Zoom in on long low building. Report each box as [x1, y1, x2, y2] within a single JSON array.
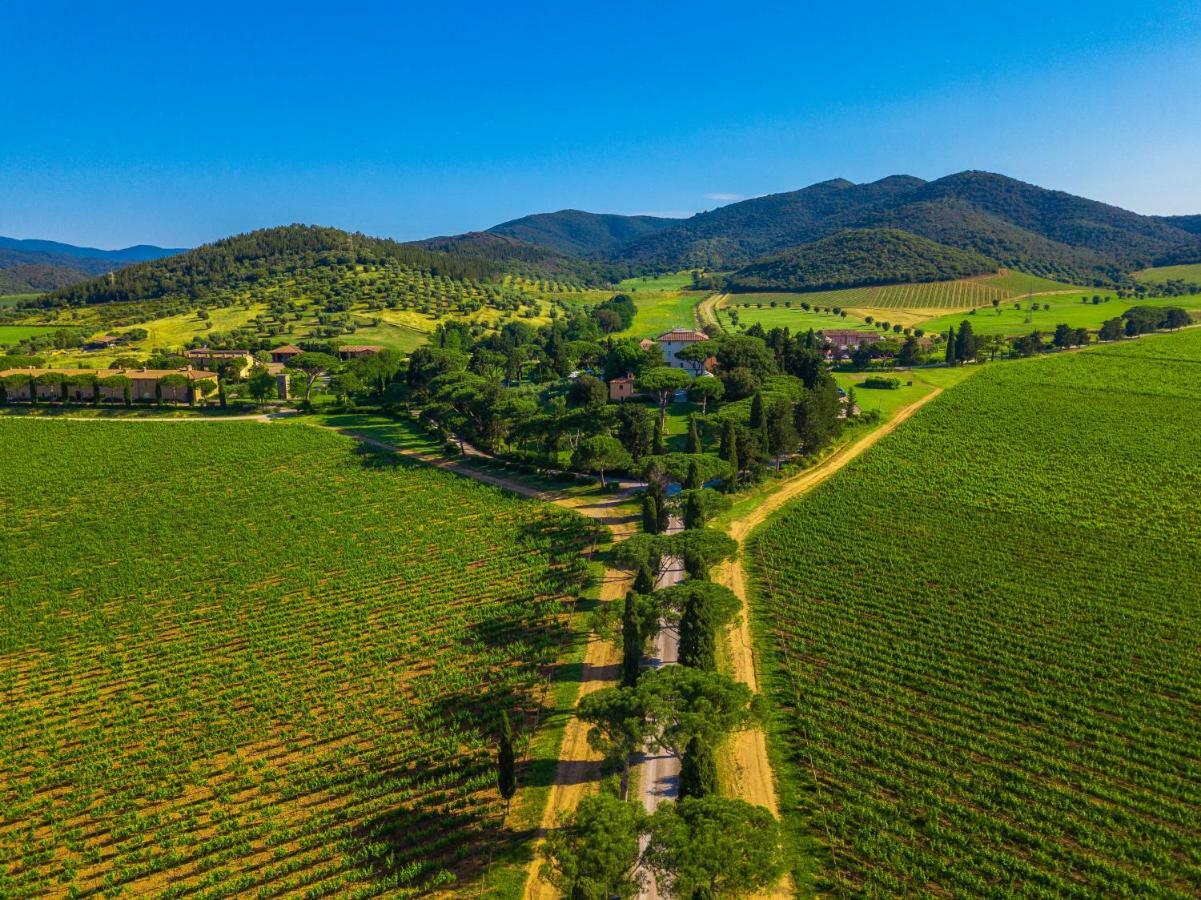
[[0, 367, 218, 403]]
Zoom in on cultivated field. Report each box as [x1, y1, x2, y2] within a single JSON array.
[[0, 421, 597, 897], [729, 271, 1078, 313], [1134, 263, 1201, 284], [745, 330, 1201, 895], [921, 293, 1201, 337]]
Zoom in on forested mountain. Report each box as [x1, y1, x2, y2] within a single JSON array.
[[490, 173, 1197, 287], [0, 236, 185, 293], [410, 230, 623, 284], [1156, 214, 1201, 235], [724, 228, 995, 292], [38, 224, 601, 308], [487, 209, 679, 256]]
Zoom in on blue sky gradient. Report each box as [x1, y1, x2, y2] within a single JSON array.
[[2, 0, 1199, 248]]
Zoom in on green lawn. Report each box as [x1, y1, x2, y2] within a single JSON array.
[[614, 291, 704, 339], [0, 324, 65, 345], [747, 328, 1201, 895], [0, 293, 42, 307]]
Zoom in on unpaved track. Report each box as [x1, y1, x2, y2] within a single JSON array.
[[712, 387, 944, 896], [696, 292, 726, 330]]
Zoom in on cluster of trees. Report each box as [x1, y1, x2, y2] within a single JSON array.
[[405, 316, 845, 491], [539, 503, 781, 896]]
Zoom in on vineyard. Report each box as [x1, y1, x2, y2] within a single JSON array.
[[0, 420, 598, 897], [729, 271, 1081, 313], [745, 329, 1201, 895]]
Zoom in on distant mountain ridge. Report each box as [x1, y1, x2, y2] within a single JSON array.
[[484, 172, 1200, 286], [487, 209, 679, 257], [0, 235, 186, 293]]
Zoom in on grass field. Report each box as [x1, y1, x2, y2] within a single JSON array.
[[717, 301, 875, 334], [0, 293, 43, 307], [614, 290, 704, 339], [746, 329, 1201, 895], [1134, 263, 1201, 284], [618, 272, 705, 292], [0, 420, 598, 897], [921, 292, 1201, 337], [0, 324, 64, 345]]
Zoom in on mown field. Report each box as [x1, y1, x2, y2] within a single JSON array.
[[746, 329, 1201, 896], [0, 421, 597, 897]]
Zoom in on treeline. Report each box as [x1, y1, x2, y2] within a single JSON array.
[[724, 228, 996, 292]]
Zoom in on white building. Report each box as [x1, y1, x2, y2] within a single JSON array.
[[654, 328, 711, 375]]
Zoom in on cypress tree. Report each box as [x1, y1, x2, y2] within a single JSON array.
[[683, 491, 702, 530], [721, 420, 739, 491], [687, 414, 702, 454], [945, 326, 957, 366], [642, 493, 660, 535], [652, 416, 665, 456], [748, 391, 764, 429], [684, 459, 702, 491], [678, 736, 718, 800], [634, 561, 655, 594], [497, 711, 516, 806], [218, 377, 227, 409], [679, 593, 716, 667], [621, 591, 642, 688]]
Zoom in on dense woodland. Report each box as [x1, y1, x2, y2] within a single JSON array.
[[724, 228, 995, 292]]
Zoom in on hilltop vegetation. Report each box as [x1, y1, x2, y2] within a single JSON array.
[[724, 228, 995, 292], [0, 419, 596, 896], [746, 329, 1201, 895], [488, 209, 679, 257]]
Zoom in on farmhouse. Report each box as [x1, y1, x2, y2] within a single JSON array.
[[821, 329, 878, 350], [338, 344, 385, 360], [83, 335, 121, 351], [653, 328, 711, 375], [270, 344, 303, 363], [608, 373, 637, 401], [183, 347, 254, 375], [0, 367, 219, 403]]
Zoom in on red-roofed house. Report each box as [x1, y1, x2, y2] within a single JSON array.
[[655, 328, 710, 375]]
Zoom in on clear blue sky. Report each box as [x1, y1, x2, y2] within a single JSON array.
[[2, 0, 1199, 249]]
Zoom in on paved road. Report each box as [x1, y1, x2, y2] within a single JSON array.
[[635, 516, 684, 900]]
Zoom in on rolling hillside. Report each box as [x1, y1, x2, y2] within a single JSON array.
[[724, 228, 995, 292], [487, 209, 679, 256]]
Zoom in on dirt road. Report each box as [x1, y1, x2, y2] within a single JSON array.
[[695, 292, 726, 331], [711, 387, 944, 893]]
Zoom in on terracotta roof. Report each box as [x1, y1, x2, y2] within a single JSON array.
[[271, 344, 302, 354], [639, 338, 657, 350], [0, 367, 217, 381], [609, 374, 636, 385], [339, 344, 385, 353], [183, 348, 251, 357], [656, 328, 709, 343]]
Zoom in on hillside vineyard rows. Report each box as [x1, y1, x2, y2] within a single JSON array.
[[0, 422, 597, 897], [736, 271, 1071, 312], [745, 328, 1201, 896]]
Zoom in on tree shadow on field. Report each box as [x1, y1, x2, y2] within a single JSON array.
[[347, 439, 422, 471]]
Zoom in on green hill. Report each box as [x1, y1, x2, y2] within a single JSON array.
[[487, 209, 680, 256], [724, 228, 995, 292], [607, 172, 1198, 285]]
